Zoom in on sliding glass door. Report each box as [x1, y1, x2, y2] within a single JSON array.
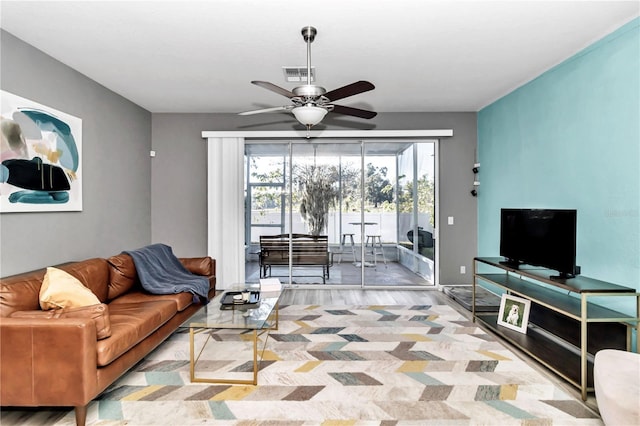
[[244, 139, 436, 288], [396, 143, 436, 283]]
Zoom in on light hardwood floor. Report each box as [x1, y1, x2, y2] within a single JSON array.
[[278, 287, 451, 306]]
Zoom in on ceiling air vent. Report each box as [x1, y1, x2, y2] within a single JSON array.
[[282, 66, 315, 83]]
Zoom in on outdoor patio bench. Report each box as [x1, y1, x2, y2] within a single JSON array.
[[259, 234, 332, 283]]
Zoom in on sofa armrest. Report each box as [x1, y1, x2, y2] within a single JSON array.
[[0, 317, 97, 407], [179, 257, 215, 277]]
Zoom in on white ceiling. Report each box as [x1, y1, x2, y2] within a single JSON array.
[[1, 1, 638, 115]]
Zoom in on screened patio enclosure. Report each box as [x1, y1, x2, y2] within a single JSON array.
[[244, 139, 437, 288], [244, 140, 437, 287]]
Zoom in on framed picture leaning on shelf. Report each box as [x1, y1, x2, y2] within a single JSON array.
[[498, 294, 531, 334]]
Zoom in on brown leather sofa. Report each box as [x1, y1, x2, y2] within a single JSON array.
[[0, 252, 216, 426]]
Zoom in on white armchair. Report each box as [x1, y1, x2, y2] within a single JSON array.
[[594, 349, 640, 425]]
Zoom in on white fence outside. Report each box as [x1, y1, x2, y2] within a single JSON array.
[[250, 211, 432, 245]]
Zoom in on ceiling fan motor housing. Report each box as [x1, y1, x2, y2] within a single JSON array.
[[293, 85, 326, 98]]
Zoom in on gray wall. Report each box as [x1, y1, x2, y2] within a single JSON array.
[[151, 112, 477, 285], [150, 115, 211, 256], [1, 30, 477, 284], [1, 31, 152, 276]]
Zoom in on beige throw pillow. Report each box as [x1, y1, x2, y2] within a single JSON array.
[[39, 267, 101, 310]]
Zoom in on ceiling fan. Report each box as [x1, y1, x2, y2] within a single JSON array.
[[239, 26, 377, 131]]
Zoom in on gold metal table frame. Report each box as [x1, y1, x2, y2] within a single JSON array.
[[179, 287, 283, 385]]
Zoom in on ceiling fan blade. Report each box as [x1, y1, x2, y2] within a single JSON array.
[[251, 81, 296, 98], [238, 106, 289, 116], [331, 104, 377, 119], [324, 81, 375, 102]]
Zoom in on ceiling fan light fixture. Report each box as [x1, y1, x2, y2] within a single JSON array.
[[292, 105, 327, 126]]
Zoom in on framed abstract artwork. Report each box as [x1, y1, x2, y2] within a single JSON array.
[[1, 91, 82, 212]]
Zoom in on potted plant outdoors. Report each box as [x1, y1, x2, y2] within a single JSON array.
[[298, 165, 339, 236]]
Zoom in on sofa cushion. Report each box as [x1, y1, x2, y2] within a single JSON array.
[[39, 267, 101, 310], [57, 258, 110, 302], [111, 290, 194, 312], [96, 300, 176, 366], [0, 269, 46, 317], [11, 303, 112, 340], [180, 257, 213, 276], [106, 253, 137, 300]]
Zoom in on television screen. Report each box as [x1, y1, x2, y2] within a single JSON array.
[[500, 209, 577, 278]]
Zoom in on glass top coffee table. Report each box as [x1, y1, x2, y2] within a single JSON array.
[[178, 284, 285, 385]]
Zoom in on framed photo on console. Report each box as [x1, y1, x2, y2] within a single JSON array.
[[497, 294, 531, 334]]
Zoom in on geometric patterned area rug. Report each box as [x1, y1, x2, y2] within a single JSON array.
[[41, 305, 602, 425]]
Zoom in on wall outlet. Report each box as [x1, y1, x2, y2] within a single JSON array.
[[150, 150, 156, 157], [448, 216, 454, 225], [460, 266, 466, 274]]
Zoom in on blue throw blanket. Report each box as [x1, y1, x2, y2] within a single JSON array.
[[124, 244, 210, 299]]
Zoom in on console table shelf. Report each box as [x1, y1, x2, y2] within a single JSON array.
[[476, 273, 633, 321], [475, 313, 589, 387], [473, 257, 639, 400]]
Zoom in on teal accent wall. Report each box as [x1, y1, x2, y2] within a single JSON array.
[[478, 19, 639, 312]]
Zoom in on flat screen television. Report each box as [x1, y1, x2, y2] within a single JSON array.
[[500, 208, 578, 279]]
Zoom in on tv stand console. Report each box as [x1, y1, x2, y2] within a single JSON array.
[[473, 257, 639, 400]]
